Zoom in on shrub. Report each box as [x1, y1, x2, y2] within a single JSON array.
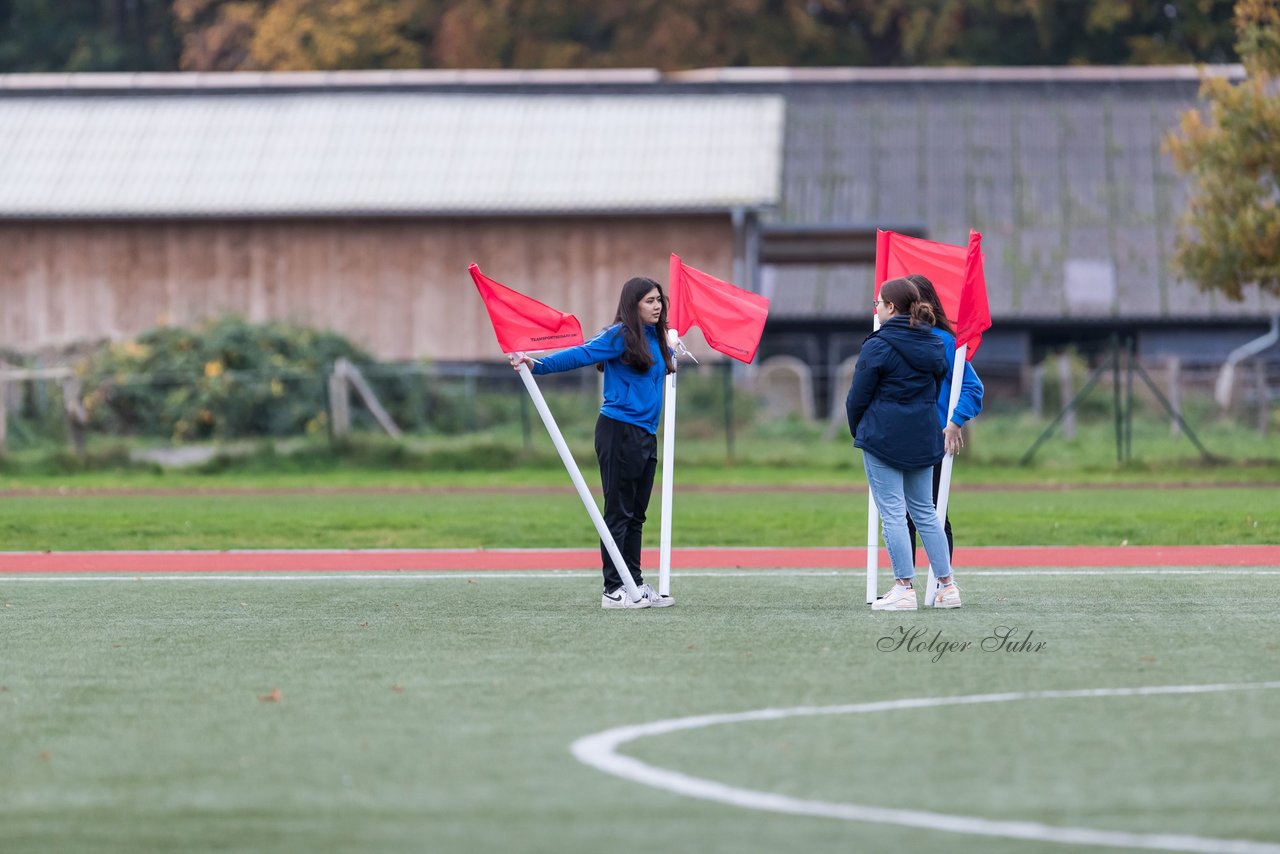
[[79, 317, 372, 441]]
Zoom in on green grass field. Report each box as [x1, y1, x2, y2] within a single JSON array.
[[2, 410, 1277, 853], [2, 410, 1277, 552], [0, 485, 1274, 551], [3, 569, 1278, 854]]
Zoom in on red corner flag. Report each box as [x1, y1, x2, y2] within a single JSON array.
[[873, 229, 991, 359], [668, 254, 770, 364], [955, 230, 991, 357], [469, 264, 584, 353]]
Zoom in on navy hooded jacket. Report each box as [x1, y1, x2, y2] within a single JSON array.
[[846, 315, 949, 470]]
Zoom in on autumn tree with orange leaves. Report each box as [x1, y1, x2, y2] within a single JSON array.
[[0, 0, 1243, 74], [165, 0, 1240, 73]]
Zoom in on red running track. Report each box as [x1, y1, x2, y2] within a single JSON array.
[[0, 545, 1276, 574]]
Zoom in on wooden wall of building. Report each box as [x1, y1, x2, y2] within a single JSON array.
[[0, 217, 735, 361]]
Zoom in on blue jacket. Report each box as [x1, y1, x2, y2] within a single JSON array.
[[532, 323, 667, 434], [846, 315, 949, 470], [934, 327, 984, 429]]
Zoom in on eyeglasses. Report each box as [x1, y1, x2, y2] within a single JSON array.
[[873, 298, 886, 308]]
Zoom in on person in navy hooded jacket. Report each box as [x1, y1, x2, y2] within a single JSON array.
[[511, 277, 675, 610], [846, 276, 962, 611]]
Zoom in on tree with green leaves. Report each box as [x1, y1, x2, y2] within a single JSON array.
[[804, 0, 1237, 67], [1166, 0, 1280, 300], [0, 0, 178, 72]]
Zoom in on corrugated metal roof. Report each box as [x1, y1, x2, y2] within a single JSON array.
[[0, 94, 784, 217]]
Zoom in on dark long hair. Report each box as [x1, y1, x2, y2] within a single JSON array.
[[879, 277, 936, 329], [603, 276, 674, 373], [906, 274, 954, 335]]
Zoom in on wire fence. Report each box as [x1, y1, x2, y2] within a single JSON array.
[[0, 359, 757, 453]]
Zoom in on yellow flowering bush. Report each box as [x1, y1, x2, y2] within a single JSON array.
[[78, 317, 374, 440]]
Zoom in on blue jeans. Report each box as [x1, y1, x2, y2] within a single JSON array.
[[863, 450, 953, 583]]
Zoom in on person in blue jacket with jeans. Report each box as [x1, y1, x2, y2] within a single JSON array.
[[511, 277, 675, 610], [847, 276, 961, 611], [904, 274, 984, 563]]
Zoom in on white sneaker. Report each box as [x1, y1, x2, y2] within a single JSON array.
[[640, 583, 675, 608], [933, 581, 962, 609], [871, 583, 918, 611], [601, 587, 651, 609]]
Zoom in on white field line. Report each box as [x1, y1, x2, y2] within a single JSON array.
[[571, 682, 1280, 854], [2, 568, 1280, 583]]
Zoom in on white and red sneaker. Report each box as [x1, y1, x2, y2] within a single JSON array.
[[871, 583, 918, 611], [933, 581, 962, 609]]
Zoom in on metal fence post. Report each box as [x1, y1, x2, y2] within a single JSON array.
[[328, 360, 351, 439]]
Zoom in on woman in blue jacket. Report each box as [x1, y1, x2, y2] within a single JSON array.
[[846, 277, 961, 611], [511, 277, 674, 610], [904, 274, 985, 563]]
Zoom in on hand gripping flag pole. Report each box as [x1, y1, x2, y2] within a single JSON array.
[[663, 254, 770, 597], [657, 331, 699, 597], [870, 231, 991, 606], [469, 264, 643, 603]]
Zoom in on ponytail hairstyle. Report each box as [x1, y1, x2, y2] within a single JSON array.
[[906, 274, 954, 335], [879, 277, 936, 329], [601, 276, 674, 374]]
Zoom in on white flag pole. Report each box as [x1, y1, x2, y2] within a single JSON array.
[[514, 361, 641, 602], [865, 489, 880, 604], [925, 342, 967, 607], [865, 314, 881, 605], [658, 330, 680, 597]]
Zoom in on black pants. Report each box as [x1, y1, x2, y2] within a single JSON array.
[[594, 415, 657, 593], [907, 460, 954, 564]]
